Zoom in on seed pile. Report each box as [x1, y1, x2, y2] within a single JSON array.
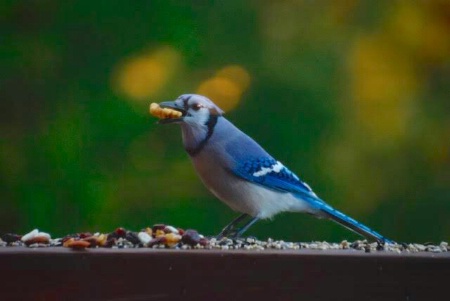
[[1, 225, 448, 253], [207, 238, 449, 253], [0, 225, 207, 250]]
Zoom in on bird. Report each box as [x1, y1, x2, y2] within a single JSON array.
[[155, 94, 393, 244]]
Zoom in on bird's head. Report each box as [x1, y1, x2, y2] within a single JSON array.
[[154, 94, 225, 155], [157, 94, 224, 127]]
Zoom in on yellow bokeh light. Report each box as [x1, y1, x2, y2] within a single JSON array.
[[113, 46, 181, 101], [349, 34, 419, 142], [389, 2, 450, 63], [216, 65, 251, 90], [197, 77, 242, 112], [197, 65, 251, 112]]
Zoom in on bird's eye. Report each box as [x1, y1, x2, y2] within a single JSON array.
[[192, 103, 203, 111]]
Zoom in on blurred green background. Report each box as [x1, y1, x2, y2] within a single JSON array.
[[1, 0, 449, 242]]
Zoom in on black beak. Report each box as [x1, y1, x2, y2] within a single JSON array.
[[157, 101, 186, 124]]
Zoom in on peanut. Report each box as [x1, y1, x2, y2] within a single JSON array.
[[149, 103, 182, 119]]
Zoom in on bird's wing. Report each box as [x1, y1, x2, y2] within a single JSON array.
[[221, 127, 322, 204], [232, 157, 321, 201]]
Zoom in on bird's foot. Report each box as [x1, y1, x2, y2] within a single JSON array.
[[216, 229, 241, 240], [216, 214, 260, 240], [216, 225, 243, 240]]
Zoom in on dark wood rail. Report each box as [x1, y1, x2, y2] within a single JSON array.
[[1, 248, 449, 301]]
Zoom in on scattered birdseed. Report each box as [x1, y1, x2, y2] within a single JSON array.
[[0, 225, 448, 253], [21, 229, 39, 242], [63, 238, 91, 250], [1, 233, 22, 244], [181, 229, 202, 246], [20, 229, 51, 246], [138, 232, 152, 246], [164, 225, 179, 234], [165, 233, 182, 248]]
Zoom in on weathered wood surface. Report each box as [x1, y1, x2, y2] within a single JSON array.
[[1, 248, 449, 301]]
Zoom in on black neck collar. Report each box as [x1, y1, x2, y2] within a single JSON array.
[[186, 115, 220, 157]]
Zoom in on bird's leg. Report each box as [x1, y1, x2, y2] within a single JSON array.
[[216, 214, 260, 239], [230, 217, 259, 239], [216, 213, 249, 239]]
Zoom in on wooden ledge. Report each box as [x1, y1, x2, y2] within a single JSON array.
[[1, 248, 449, 300]]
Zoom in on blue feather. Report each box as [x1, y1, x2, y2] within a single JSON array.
[[232, 157, 393, 243], [316, 199, 394, 243], [233, 157, 320, 202]]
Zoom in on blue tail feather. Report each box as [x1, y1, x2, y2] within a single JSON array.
[[305, 196, 393, 244]]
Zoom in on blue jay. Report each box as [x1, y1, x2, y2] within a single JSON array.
[[157, 94, 392, 244]]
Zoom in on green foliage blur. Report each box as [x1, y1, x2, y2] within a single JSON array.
[[1, 1, 449, 242]]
